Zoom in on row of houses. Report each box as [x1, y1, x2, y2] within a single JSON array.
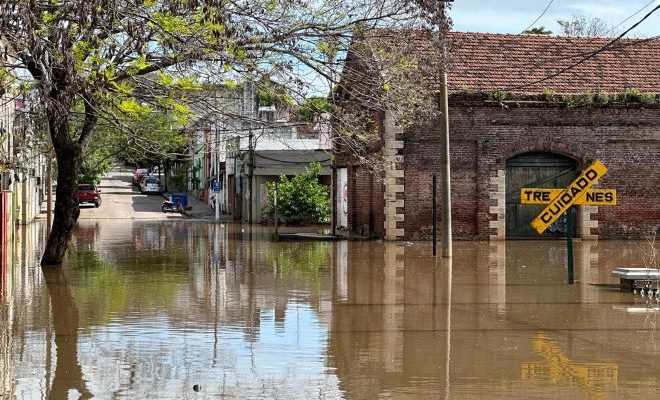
[[183, 82, 331, 224], [0, 38, 47, 254]]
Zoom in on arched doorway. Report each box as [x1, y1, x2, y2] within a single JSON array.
[[506, 152, 577, 238]]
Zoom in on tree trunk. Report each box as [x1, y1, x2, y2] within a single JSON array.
[[41, 143, 83, 265]]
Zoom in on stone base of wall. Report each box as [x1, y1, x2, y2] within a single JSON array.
[[384, 112, 405, 240], [579, 205, 599, 240], [489, 170, 506, 240]]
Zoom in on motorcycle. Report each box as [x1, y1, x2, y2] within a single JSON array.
[[162, 200, 183, 213]]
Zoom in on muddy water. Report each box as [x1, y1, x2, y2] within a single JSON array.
[[1, 221, 658, 399]]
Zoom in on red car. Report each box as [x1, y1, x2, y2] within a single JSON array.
[[132, 168, 149, 185], [77, 183, 102, 207]]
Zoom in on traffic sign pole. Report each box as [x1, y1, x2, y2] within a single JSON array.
[[566, 207, 575, 285]]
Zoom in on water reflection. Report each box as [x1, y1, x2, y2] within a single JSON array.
[[0, 221, 658, 399], [521, 332, 617, 400], [42, 267, 92, 399]]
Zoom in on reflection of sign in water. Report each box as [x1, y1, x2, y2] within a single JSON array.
[[521, 332, 617, 398], [530, 160, 608, 234]]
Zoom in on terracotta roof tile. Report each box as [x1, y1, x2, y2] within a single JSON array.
[[364, 30, 660, 95]]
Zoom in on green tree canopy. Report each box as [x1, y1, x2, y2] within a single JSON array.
[[523, 26, 552, 35]]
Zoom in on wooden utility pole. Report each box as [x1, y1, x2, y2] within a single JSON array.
[[439, 69, 452, 258], [437, 2, 453, 258]]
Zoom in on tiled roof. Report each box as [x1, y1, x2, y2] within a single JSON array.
[[364, 30, 660, 95]]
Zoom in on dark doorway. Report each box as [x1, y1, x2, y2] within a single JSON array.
[[506, 152, 577, 238]]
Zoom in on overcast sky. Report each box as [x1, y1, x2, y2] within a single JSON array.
[[450, 0, 660, 37]]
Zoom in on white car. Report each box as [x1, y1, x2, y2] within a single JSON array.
[[140, 176, 162, 194]]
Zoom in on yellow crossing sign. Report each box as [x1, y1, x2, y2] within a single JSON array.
[[530, 160, 608, 234], [521, 188, 616, 206]]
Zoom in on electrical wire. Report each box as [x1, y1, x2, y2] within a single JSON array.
[[509, 4, 660, 91], [603, 0, 659, 36], [521, 0, 555, 33]]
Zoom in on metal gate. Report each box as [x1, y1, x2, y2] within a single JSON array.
[[505, 152, 577, 238]]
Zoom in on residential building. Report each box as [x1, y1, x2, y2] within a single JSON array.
[[187, 82, 331, 223], [0, 37, 15, 248]]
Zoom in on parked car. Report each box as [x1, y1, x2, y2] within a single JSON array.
[[78, 183, 102, 207], [140, 176, 162, 194], [132, 168, 149, 186]]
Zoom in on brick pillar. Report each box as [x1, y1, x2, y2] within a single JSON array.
[[488, 169, 506, 240], [383, 111, 405, 240], [579, 205, 599, 240]]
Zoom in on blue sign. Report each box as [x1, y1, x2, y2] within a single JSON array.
[[212, 180, 221, 193]]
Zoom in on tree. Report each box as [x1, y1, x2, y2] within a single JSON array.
[[523, 26, 552, 35], [265, 163, 331, 224], [0, 0, 430, 265], [557, 15, 611, 37]]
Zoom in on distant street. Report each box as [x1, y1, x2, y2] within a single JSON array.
[[77, 169, 173, 220]]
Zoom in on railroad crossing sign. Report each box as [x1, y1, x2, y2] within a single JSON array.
[[520, 160, 615, 285], [521, 188, 616, 206], [528, 160, 608, 234]]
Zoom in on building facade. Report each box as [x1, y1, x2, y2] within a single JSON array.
[[334, 31, 660, 241], [188, 82, 331, 223]]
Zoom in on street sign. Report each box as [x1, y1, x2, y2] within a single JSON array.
[[530, 160, 607, 234], [212, 180, 221, 193], [521, 188, 616, 206]]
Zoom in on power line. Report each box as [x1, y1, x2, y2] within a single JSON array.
[[509, 4, 660, 91], [521, 0, 555, 33], [604, 0, 659, 36]]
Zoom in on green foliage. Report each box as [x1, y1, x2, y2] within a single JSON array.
[[265, 162, 330, 224], [296, 97, 332, 122], [455, 84, 470, 94], [556, 88, 659, 107], [523, 26, 552, 35], [490, 90, 509, 102], [168, 170, 187, 191], [257, 77, 291, 107], [78, 157, 111, 183]]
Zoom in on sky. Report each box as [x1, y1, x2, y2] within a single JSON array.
[[450, 0, 660, 37]]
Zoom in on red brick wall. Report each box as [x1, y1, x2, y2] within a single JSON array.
[[402, 102, 660, 240], [332, 164, 385, 238]]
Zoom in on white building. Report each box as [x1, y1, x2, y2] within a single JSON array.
[[187, 82, 331, 223]]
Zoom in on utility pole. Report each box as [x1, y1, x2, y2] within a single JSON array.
[[247, 128, 254, 225], [439, 69, 452, 258], [214, 123, 220, 222], [437, 2, 453, 258]]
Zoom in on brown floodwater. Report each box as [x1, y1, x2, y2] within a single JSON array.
[[1, 221, 658, 399]]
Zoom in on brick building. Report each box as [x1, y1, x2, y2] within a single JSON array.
[[333, 31, 660, 241]]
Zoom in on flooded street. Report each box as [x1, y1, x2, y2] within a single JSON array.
[[1, 221, 658, 399]]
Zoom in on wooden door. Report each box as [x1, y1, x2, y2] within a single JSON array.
[[506, 153, 577, 238]]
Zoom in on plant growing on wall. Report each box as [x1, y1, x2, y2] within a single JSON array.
[[265, 162, 330, 224]]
